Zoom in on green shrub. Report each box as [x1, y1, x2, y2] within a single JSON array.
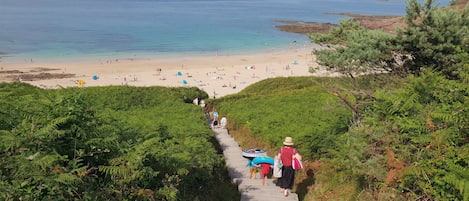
[[0, 83, 238, 201]]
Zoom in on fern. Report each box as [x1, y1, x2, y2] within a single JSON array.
[[0, 131, 26, 152], [446, 163, 469, 198], [99, 165, 132, 179], [32, 152, 65, 172], [54, 173, 82, 185]]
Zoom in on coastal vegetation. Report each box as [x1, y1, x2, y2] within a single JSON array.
[[310, 0, 469, 79], [0, 0, 467, 200], [0, 84, 240, 201], [212, 0, 468, 200]]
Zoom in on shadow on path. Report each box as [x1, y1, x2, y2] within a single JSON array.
[[296, 169, 315, 200]]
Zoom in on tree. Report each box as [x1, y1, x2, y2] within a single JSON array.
[[395, 0, 469, 79], [311, 0, 469, 79], [310, 20, 399, 78]]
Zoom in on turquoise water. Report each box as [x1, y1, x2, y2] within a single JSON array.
[[0, 0, 450, 62]]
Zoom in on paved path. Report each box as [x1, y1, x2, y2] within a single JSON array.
[[213, 127, 299, 201]]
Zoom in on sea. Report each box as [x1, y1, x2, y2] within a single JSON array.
[[0, 0, 451, 62]]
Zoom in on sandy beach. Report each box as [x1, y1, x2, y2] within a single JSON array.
[[0, 45, 340, 98]]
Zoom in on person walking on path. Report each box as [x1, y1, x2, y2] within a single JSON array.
[[276, 136, 302, 197], [209, 110, 219, 129], [258, 163, 272, 186], [246, 159, 259, 179], [220, 115, 227, 128], [211, 110, 219, 128], [213, 110, 219, 120]]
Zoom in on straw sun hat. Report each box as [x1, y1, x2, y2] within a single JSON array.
[[283, 137, 294, 146]]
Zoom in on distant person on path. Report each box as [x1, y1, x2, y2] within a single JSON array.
[[212, 118, 218, 128], [246, 159, 258, 179], [211, 110, 219, 128], [213, 110, 219, 120], [220, 115, 227, 128], [276, 136, 302, 197], [199, 99, 206, 108]]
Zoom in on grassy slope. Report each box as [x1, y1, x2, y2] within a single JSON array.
[[210, 75, 402, 200], [0, 83, 240, 201]]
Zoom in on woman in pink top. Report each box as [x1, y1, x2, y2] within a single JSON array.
[[276, 136, 302, 197]]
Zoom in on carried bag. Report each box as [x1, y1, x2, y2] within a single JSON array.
[[292, 156, 303, 170], [273, 156, 282, 178]]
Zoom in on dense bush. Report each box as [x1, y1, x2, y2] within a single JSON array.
[[304, 1, 469, 199], [0, 83, 238, 201], [324, 71, 469, 200]]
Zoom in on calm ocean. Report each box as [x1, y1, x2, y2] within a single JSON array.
[[0, 0, 450, 62]]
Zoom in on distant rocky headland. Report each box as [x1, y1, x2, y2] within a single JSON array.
[[275, 13, 404, 35], [275, 0, 467, 35]]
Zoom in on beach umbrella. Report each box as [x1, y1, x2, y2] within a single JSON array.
[[182, 80, 187, 85], [177, 71, 182, 76], [92, 75, 99, 80]]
